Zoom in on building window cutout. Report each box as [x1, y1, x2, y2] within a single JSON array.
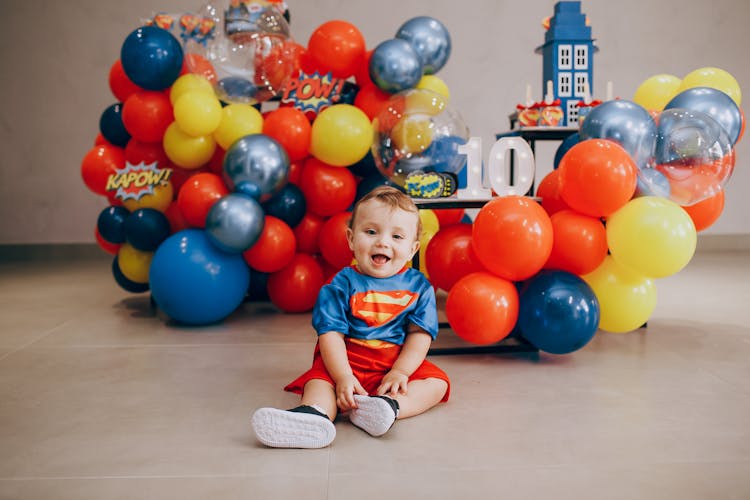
[[558, 45, 572, 70], [574, 45, 588, 69], [567, 101, 579, 125], [558, 73, 572, 97], [575, 73, 589, 97]]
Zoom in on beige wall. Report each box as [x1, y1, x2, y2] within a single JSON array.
[[1, 0, 748, 244]]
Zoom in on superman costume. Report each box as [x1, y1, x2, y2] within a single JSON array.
[[285, 266, 450, 401]]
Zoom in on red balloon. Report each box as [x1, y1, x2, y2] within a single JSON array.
[[94, 133, 111, 146], [434, 208, 465, 227], [108, 59, 141, 102], [125, 139, 171, 168], [446, 272, 519, 345], [95, 226, 121, 255], [318, 212, 353, 269], [287, 160, 304, 185], [243, 216, 297, 273], [682, 190, 725, 232], [122, 91, 174, 143], [558, 139, 637, 217], [354, 84, 392, 121], [267, 253, 325, 313], [544, 209, 607, 275], [170, 166, 208, 197], [425, 224, 485, 292], [263, 107, 311, 162], [294, 212, 326, 254], [81, 144, 126, 196], [206, 146, 226, 175], [353, 49, 373, 87], [472, 196, 553, 281], [177, 172, 229, 228], [535, 169, 569, 216], [307, 20, 366, 79], [164, 201, 190, 234], [299, 157, 357, 217]]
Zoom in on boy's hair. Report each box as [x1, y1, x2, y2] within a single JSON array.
[[349, 186, 422, 237]]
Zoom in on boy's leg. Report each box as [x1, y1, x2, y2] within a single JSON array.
[[393, 377, 449, 419], [252, 379, 337, 448]]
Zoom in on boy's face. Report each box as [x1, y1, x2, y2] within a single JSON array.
[[346, 198, 420, 279]]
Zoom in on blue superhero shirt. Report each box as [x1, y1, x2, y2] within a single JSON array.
[[312, 266, 438, 345]]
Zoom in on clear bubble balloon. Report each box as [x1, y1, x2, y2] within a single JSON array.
[[644, 108, 735, 206], [664, 87, 743, 145], [371, 89, 469, 194], [183, 3, 296, 105]]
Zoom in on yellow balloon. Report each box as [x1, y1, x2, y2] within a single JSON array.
[[633, 74, 682, 111], [173, 91, 223, 137], [163, 122, 217, 169], [170, 74, 215, 105], [606, 196, 696, 279], [213, 104, 264, 150], [679, 67, 742, 106], [416, 75, 451, 102], [117, 243, 153, 284], [310, 104, 373, 167], [416, 209, 440, 275], [404, 88, 447, 116], [392, 116, 434, 154], [582, 255, 656, 333], [122, 180, 174, 213]]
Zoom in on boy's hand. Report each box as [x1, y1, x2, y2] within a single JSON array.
[[377, 370, 409, 397], [335, 374, 368, 412]]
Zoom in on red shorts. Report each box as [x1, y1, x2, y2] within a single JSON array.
[[284, 338, 450, 402]]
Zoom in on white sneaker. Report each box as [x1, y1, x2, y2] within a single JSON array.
[[251, 406, 335, 448], [349, 395, 399, 437]]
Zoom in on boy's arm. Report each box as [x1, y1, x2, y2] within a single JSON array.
[[377, 329, 432, 396], [318, 331, 367, 410]]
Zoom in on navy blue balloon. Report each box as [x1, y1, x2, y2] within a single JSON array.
[[247, 268, 270, 302], [112, 256, 150, 293], [348, 150, 379, 178], [97, 205, 131, 244], [553, 132, 581, 169], [518, 270, 600, 355], [99, 103, 130, 148], [205, 193, 265, 253], [395, 16, 451, 75], [149, 229, 250, 325], [120, 26, 183, 90], [369, 38, 423, 93], [124, 208, 171, 251], [223, 134, 290, 202], [338, 81, 360, 105], [664, 87, 742, 145], [355, 173, 404, 204], [579, 100, 657, 169], [262, 184, 306, 228], [426, 135, 467, 174]]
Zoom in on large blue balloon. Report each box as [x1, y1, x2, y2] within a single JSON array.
[[579, 100, 656, 169], [99, 103, 130, 148], [97, 205, 131, 244], [518, 270, 600, 355], [120, 26, 183, 90], [262, 183, 306, 228], [369, 38, 423, 93], [664, 87, 742, 145], [395, 16, 451, 75], [205, 193, 265, 253], [149, 230, 250, 325], [124, 208, 171, 251], [223, 134, 289, 202]]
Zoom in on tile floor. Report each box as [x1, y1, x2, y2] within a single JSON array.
[[0, 249, 749, 499]]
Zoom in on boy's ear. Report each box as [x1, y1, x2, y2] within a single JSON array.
[[410, 239, 420, 259], [346, 227, 354, 251]]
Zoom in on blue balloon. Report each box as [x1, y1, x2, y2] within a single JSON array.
[[247, 267, 270, 302], [553, 132, 581, 169], [97, 205, 131, 244], [518, 270, 600, 355], [124, 208, 171, 251], [217, 77, 258, 104], [395, 16, 451, 75], [426, 135, 467, 174], [355, 173, 404, 204], [149, 229, 250, 325], [262, 183, 306, 228], [223, 134, 290, 202], [579, 100, 657, 169], [664, 87, 742, 145], [205, 193, 265, 253], [120, 26, 183, 90], [369, 38, 423, 93], [99, 103, 130, 148], [112, 256, 149, 293], [348, 150, 379, 178]]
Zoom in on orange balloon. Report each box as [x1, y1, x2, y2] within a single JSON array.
[[262, 107, 311, 162], [558, 139, 637, 217], [446, 272, 519, 345], [433, 208, 465, 227], [267, 254, 325, 313], [81, 144, 126, 196], [472, 196, 553, 281], [243, 216, 296, 273], [544, 209, 608, 275], [176, 172, 229, 228], [354, 84, 392, 121], [307, 20, 366, 79], [535, 169, 569, 216], [425, 224, 484, 292], [299, 157, 357, 217], [682, 190, 725, 232], [294, 212, 326, 254], [318, 212, 354, 270]]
